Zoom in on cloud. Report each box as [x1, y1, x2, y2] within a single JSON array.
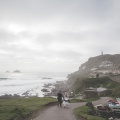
[[0, 29, 18, 44], [0, 0, 120, 72]]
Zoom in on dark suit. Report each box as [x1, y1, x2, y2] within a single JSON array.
[[57, 92, 63, 107]]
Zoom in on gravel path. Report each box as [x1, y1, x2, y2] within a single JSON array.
[[32, 97, 111, 120]]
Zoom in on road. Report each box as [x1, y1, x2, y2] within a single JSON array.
[[31, 97, 110, 120]]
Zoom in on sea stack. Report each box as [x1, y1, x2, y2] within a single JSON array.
[[13, 70, 21, 73]]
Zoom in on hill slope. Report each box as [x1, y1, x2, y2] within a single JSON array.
[[79, 54, 120, 73], [67, 54, 120, 85]]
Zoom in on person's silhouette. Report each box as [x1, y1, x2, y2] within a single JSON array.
[[57, 90, 64, 107]]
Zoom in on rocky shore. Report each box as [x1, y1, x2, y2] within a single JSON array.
[[0, 81, 72, 99], [42, 80, 74, 98]]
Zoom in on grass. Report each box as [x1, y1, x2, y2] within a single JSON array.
[[0, 96, 99, 120], [74, 105, 106, 120], [70, 97, 99, 103], [0, 97, 56, 120]]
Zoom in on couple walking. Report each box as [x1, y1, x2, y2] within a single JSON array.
[[57, 90, 69, 107]]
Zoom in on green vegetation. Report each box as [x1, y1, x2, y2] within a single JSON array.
[[72, 76, 120, 97], [0, 97, 56, 120], [74, 105, 105, 120], [72, 77, 86, 94], [70, 98, 99, 103]]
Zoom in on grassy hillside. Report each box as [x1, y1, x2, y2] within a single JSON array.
[[0, 97, 56, 120], [72, 77, 120, 97]]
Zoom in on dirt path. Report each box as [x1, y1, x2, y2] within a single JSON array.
[[32, 97, 111, 120]]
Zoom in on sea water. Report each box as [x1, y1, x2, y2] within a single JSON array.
[[0, 72, 68, 97]]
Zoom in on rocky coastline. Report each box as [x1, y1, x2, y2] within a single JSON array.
[[0, 80, 72, 99], [42, 80, 74, 98], [0, 94, 21, 99]]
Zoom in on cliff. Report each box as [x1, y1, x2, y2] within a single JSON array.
[[79, 54, 120, 73], [67, 54, 120, 85]]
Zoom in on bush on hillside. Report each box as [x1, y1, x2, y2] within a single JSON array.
[[72, 76, 120, 97]]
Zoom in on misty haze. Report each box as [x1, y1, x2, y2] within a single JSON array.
[[0, 0, 120, 120]]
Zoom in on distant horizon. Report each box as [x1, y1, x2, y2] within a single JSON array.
[[1, 53, 120, 73], [3, 71, 71, 73]]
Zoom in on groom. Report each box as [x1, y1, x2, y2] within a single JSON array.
[[57, 90, 64, 107]]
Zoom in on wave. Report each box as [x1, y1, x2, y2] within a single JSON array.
[[0, 81, 44, 87], [0, 78, 8, 80]]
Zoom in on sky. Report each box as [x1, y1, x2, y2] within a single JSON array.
[[0, 0, 120, 73]]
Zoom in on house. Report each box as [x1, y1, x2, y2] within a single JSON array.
[[83, 88, 98, 98], [83, 87, 111, 98]]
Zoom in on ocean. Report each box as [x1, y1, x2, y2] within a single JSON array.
[[0, 72, 68, 97]]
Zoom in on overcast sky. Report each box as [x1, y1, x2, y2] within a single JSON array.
[[0, 0, 120, 73]]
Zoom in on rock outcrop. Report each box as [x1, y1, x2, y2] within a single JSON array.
[[13, 70, 21, 73]]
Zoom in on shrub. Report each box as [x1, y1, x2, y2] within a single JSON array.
[[74, 106, 105, 120]]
